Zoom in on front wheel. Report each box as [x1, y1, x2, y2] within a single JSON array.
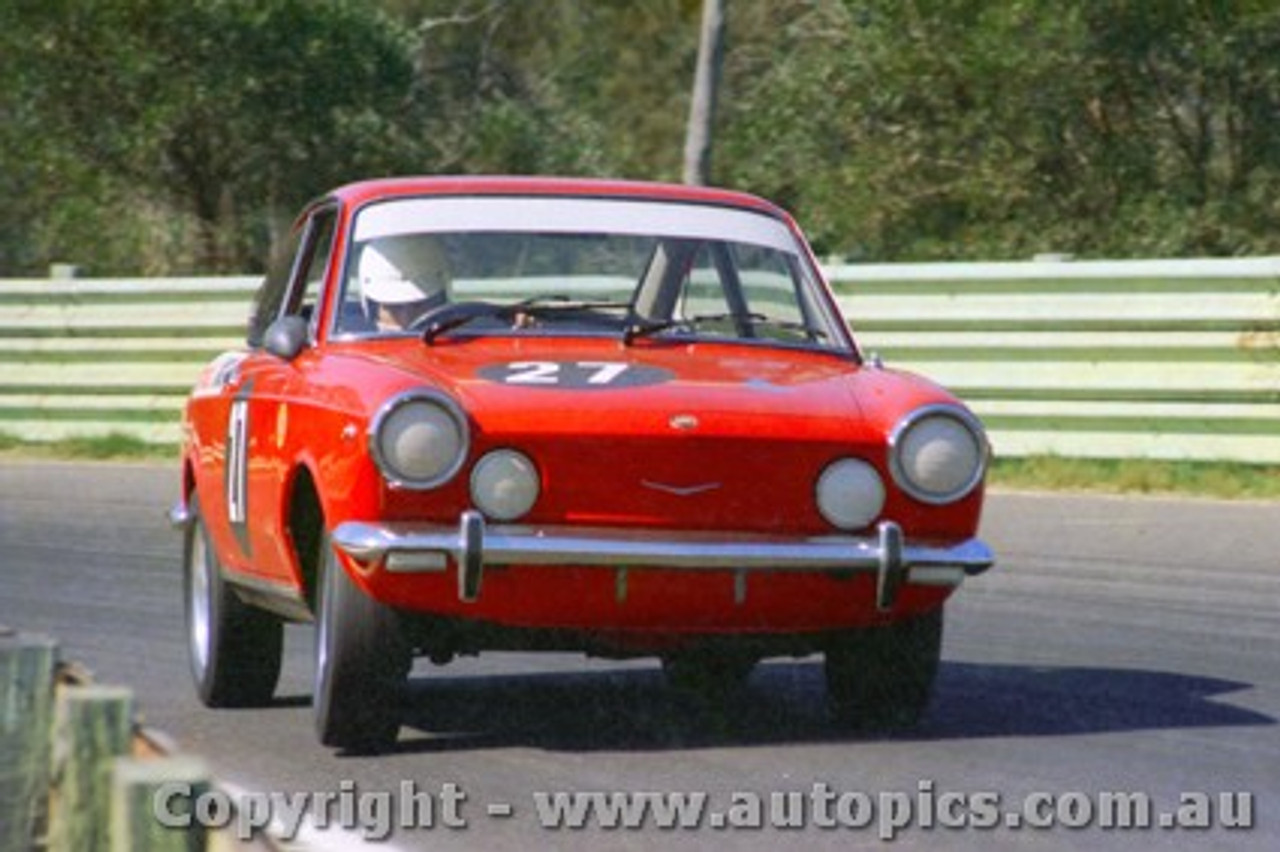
[[824, 608, 943, 730], [183, 494, 282, 707], [313, 534, 411, 752]]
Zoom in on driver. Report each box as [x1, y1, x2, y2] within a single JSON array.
[[358, 235, 451, 331]]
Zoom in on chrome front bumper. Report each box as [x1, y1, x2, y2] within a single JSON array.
[[332, 512, 994, 611]]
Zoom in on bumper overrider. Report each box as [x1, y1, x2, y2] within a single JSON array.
[[331, 512, 994, 611]]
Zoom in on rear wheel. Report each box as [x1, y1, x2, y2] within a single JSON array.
[[313, 534, 411, 752], [183, 495, 282, 707], [825, 608, 943, 729]]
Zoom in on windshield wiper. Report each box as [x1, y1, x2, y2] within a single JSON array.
[[623, 312, 827, 345], [622, 317, 686, 344], [416, 301, 505, 343], [418, 297, 632, 344], [511, 295, 633, 314]]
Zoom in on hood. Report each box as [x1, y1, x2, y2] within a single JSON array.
[[333, 336, 967, 534], [347, 335, 883, 443]]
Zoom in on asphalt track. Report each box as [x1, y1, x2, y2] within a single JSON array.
[[0, 460, 1276, 850]]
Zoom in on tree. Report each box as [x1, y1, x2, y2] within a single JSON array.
[[8, 0, 420, 272], [718, 0, 1280, 259], [683, 0, 725, 185], [7, 0, 1280, 273], [389, 0, 701, 180]]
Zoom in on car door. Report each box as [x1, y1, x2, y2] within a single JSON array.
[[222, 206, 339, 586]]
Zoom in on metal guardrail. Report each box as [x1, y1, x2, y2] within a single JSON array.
[[828, 258, 1280, 465], [0, 276, 255, 444], [0, 259, 1277, 463]]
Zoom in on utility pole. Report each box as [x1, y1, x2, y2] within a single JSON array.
[[683, 0, 725, 186]]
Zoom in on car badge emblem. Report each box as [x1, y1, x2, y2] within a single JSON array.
[[669, 414, 699, 431], [641, 480, 721, 497]]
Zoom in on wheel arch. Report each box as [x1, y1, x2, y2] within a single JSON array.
[[285, 462, 326, 614], [180, 455, 197, 501]]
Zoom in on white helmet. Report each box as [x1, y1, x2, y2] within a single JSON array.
[[358, 235, 451, 305]]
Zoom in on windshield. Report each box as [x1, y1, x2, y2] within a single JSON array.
[[333, 196, 851, 353]]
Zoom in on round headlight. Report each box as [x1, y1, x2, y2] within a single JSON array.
[[890, 406, 987, 504], [471, 450, 540, 521], [816, 458, 885, 531], [371, 392, 468, 488]]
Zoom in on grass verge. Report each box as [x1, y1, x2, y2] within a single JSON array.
[[990, 456, 1280, 501], [0, 432, 178, 461]]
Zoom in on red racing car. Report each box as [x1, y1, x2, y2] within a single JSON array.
[[171, 176, 993, 751]]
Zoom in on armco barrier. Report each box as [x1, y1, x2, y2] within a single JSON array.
[[0, 276, 255, 444], [0, 258, 1277, 463], [828, 258, 1279, 465]]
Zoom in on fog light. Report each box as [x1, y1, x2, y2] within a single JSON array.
[[471, 450, 540, 521], [815, 458, 885, 531]]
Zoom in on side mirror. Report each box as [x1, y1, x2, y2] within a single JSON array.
[[263, 315, 310, 361]]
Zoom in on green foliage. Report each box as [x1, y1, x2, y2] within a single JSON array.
[[4, 0, 1280, 274], [3, 0, 418, 273], [720, 0, 1280, 259], [392, 0, 700, 178]]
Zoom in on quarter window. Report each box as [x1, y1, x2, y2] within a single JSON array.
[[287, 209, 338, 329]]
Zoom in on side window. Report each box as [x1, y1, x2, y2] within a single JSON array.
[[284, 208, 338, 331]]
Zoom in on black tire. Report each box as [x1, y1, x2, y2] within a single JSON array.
[[825, 608, 943, 730], [662, 650, 757, 700], [183, 494, 282, 707], [313, 534, 411, 752]]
